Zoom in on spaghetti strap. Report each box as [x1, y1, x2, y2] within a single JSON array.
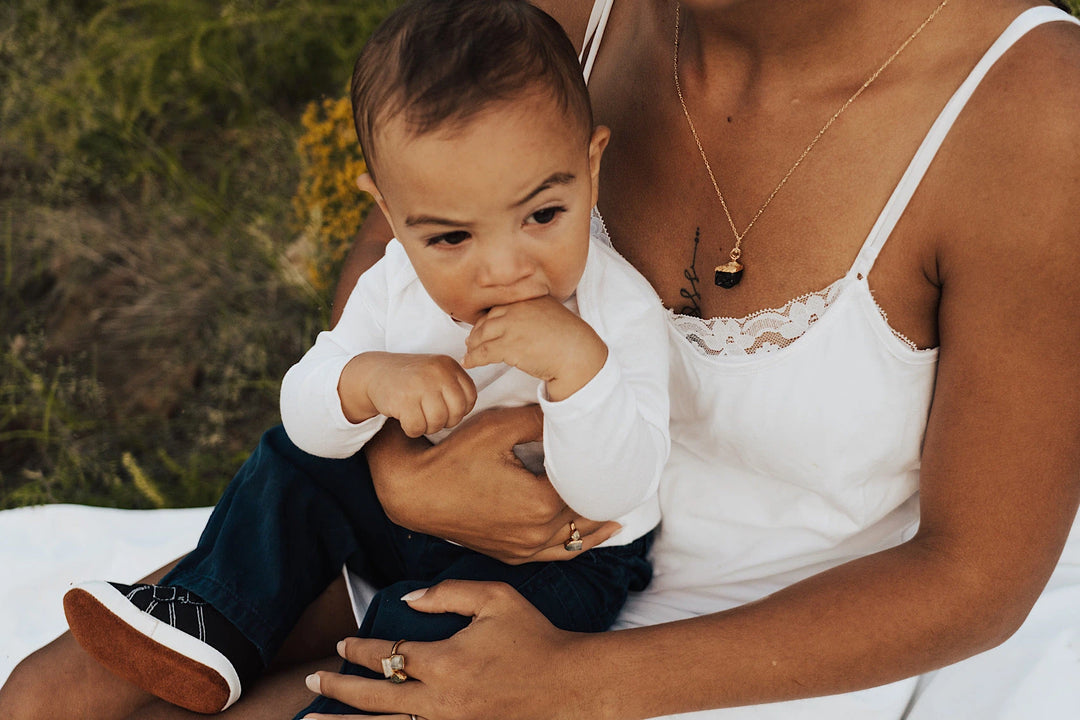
[[849, 6, 1080, 278], [580, 0, 615, 84]]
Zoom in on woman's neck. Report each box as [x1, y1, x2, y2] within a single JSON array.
[[673, 0, 955, 109]]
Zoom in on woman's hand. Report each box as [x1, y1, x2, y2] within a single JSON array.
[[364, 404, 620, 564], [302, 580, 596, 720]]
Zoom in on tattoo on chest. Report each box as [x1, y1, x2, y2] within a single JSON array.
[[679, 227, 703, 318]]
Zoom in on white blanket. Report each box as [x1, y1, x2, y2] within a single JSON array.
[[0, 503, 212, 684], [3, 504, 1078, 719]]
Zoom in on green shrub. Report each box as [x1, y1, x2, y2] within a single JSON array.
[[3, 0, 395, 214], [0, 1, 397, 509]]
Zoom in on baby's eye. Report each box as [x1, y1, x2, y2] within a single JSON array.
[[527, 206, 565, 225], [426, 231, 470, 246]]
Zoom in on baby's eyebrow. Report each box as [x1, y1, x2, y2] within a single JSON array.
[[511, 172, 576, 208], [404, 213, 467, 228], [403, 172, 577, 228]]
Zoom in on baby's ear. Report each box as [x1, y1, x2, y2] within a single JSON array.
[[356, 173, 391, 220], [356, 173, 380, 199], [354, 171, 397, 236], [588, 126, 611, 205]]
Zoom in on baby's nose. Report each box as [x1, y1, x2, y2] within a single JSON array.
[[477, 246, 534, 287]]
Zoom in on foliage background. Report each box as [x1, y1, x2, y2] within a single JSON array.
[[1, 0, 390, 509], [2, 0, 1079, 510]]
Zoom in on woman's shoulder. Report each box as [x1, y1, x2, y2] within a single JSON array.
[[929, 9, 1080, 298], [939, 10, 1080, 235], [529, 0, 594, 53], [978, 9, 1080, 140]]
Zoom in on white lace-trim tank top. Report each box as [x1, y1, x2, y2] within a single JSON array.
[[579, 4, 1080, 629]]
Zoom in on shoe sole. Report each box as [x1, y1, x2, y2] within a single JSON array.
[[64, 581, 241, 714]]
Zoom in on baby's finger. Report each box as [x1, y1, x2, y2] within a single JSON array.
[[465, 314, 507, 349], [397, 407, 429, 438], [458, 371, 478, 408], [480, 304, 510, 321], [419, 394, 450, 435], [462, 338, 501, 369], [442, 383, 476, 429]]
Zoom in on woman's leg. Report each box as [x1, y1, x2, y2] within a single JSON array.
[[123, 656, 339, 720], [1, 631, 154, 720], [61, 424, 393, 714], [0, 559, 180, 720], [0, 571, 355, 720]]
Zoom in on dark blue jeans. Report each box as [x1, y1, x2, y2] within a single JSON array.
[[162, 426, 652, 717]]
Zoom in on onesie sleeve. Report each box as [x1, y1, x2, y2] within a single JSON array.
[[538, 240, 670, 521], [278, 251, 394, 459]]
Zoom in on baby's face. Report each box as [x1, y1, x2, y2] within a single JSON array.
[[365, 93, 607, 325]]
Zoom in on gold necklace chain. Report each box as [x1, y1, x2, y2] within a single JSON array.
[[673, 0, 950, 288]]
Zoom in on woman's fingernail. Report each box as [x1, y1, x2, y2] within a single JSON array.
[[305, 673, 321, 693], [401, 587, 428, 602], [337, 640, 346, 656]]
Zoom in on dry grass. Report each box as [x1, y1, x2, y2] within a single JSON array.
[[1, 195, 319, 507], [1, 0, 393, 509]]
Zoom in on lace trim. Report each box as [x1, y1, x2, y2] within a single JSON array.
[[671, 282, 845, 357], [589, 209, 923, 357], [590, 211, 614, 249], [869, 292, 922, 352]]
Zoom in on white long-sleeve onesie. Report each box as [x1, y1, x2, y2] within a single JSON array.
[[280, 233, 668, 545]]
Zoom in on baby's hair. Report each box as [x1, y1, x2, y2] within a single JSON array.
[[351, 0, 593, 181]]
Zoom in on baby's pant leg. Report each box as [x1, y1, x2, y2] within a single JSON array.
[[293, 578, 470, 717], [162, 425, 412, 666]]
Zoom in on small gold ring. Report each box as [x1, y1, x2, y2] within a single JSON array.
[[564, 521, 583, 552], [381, 639, 408, 683]]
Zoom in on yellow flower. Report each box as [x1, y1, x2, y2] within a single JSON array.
[[292, 96, 372, 292]]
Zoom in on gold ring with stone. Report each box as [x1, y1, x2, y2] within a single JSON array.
[[564, 521, 583, 552], [381, 639, 408, 683]]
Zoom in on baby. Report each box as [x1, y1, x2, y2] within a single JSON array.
[[64, 1, 669, 716]]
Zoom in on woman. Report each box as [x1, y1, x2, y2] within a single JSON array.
[[3, 0, 1079, 718]]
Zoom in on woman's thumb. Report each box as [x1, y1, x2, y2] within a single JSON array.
[[400, 579, 513, 618]]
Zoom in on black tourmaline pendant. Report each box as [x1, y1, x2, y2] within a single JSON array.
[[714, 260, 744, 288]]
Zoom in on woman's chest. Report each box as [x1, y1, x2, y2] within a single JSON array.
[[586, 20, 948, 345], [663, 287, 938, 497], [594, 108, 937, 326]]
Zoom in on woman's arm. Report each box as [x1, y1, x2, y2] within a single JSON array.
[[302, 27, 1080, 719], [330, 205, 393, 328], [365, 409, 620, 564], [310, 273, 1080, 716], [334, 204, 619, 562]]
